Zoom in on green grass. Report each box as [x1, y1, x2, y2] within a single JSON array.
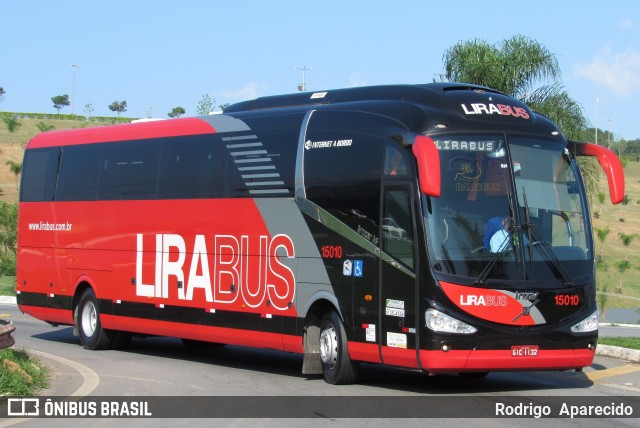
[[0, 276, 15, 296], [598, 337, 640, 350], [0, 348, 49, 397]]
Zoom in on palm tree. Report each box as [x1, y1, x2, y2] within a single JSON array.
[[619, 194, 631, 221], [595, 191, 606, 218], [36, 122, 55, 132], [617, 232, 638, 261], [594, 226, 611, 259], [442, 36, 559, 97], [440, 35, 595, 193]]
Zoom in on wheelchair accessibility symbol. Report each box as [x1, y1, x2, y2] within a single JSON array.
[[354, 260, 363, 277]]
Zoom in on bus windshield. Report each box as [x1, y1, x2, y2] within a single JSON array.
[[424, 134, 593, 286]]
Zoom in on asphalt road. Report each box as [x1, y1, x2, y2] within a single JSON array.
[[600, 324, 640, 338], [1, 302, 639, 427]]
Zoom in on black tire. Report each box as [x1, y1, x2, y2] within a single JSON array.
[[76, 288, 113, 350], [319, 310, 359, 385]]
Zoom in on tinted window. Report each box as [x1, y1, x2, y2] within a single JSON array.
[[305, 130, 383, 239], [100, 140, 160, 199], [382, 187, 415, 269], [384, 145, 410, 177], [159, 135, 224, 198], [46, 129, 296, 202], [20, 147, 59, 202], [56, 145, 101, 201]]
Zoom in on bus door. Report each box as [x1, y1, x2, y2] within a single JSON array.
[[378, 145, 420, 368]]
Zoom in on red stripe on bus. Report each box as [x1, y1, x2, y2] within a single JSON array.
[[419, 348, 595, 373], [347, 342, 381, 364], [26, 117, 216, 148], [17, 305, 74, 326]]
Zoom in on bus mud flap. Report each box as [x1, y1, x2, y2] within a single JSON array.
[[302, 324, 322, 375]]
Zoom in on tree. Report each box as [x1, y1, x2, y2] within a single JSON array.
[[168, 106, 186, 118], [51, 94, 70, 113], [440, 35, 588, 137], [617, 232, 638, 261], [597, 279, 609, 322], [5, 161, 21, 191], [108, 101, 127, 116], [595, 191, 606, 218], [196, 94, 215, 116], [594, 226, 610, 259], [619, 194, 631, 221], [0, 201, 17, 275], [84, 103, 95, 119], [36, 122, 55, 132], [2, 116, 22, 146]]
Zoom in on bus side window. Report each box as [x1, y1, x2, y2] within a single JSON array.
[[56, 145, 101, 201], [384, 145, 409, 177], [20, 147, 59, 202], [382, 188, 415, 270], [100, 140, 160, 200], [159, 135, 223, 198]]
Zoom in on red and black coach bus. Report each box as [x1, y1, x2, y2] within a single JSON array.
[[17, 83, 625, 384]]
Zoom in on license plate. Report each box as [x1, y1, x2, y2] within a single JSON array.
[[511, 345, 539, 357]]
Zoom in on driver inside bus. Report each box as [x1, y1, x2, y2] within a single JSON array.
[[490, 216, 514, 252]]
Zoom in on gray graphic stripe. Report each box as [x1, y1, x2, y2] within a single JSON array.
[[209, 114, 290, 196], [296, 198, 415, 278], [295, 110, 315, 199]]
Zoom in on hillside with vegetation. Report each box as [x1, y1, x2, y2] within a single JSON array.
[[0, 116, 638, 317]]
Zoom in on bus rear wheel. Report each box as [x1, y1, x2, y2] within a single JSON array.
[[76, 288, 114, 350], [319, 310, 359, 385]]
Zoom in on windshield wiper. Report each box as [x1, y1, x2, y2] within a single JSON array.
[[521, 187, 534, 264], [528, 230, 575, 287], [473, 246, 511, 286], [520, 187, 574, 287]]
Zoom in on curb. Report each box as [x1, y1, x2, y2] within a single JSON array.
[[0, 296, 17, 305], [596, 344, 640, 363]]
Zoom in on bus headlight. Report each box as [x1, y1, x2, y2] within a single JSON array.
[[570, 310, 599, 333], [425, 309, 477, 334]]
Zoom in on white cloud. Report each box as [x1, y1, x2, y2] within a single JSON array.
[[221, 82, 262, 103], [618, 18, 633, 30], [574, 47, 640, 96], [348, 72, 367, 87]]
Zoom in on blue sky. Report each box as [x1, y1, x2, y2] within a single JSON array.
[[1, 1, 639, 140]]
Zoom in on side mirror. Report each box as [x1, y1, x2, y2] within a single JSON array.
[[412, 135, 441, 197], [573, 141, 625, 204]]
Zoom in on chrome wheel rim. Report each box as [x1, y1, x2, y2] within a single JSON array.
[[81, 301, 97, 337], [320, 323, 338, 369]]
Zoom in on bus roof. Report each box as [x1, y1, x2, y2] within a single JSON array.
[[223, 83, 504, 112], [26, 117, 216, 149]]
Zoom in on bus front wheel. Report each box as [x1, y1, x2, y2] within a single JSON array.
[[319, 310, 359, 385]]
